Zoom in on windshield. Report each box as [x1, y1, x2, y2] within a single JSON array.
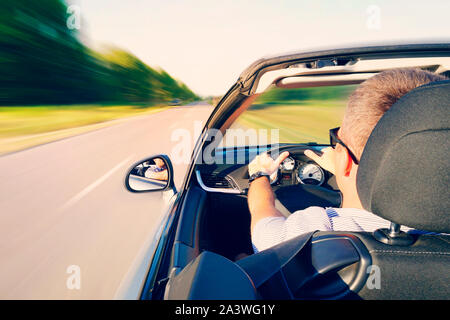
[[221, 84, 357, 147]]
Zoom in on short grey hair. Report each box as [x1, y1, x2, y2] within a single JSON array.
[[341, 68, 446, 160]]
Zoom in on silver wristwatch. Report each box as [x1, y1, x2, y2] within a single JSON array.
[[249, 171, 270, 183]]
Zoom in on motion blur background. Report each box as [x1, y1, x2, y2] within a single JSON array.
[[0, 0, 448, 299], [0, 0, 200, 154], [1, 0, 450, 153]]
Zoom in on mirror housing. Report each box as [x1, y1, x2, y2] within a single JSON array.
[[125, 154, 175, 193]]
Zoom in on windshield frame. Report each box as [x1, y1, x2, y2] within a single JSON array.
[[182, 43, 450, 192]]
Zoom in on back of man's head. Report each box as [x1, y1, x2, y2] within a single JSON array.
[[341, 68, 446, 160]]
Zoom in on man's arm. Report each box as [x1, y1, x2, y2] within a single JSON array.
[[145, 168, 168, 181], [248, 175, 283, 231], [247, 151, 289, 232]]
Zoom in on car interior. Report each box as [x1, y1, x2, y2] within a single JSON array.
[[161, 54, 450, 300]]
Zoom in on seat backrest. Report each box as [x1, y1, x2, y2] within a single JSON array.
[[352, 79, 450, 299], [356, 80, 450, 233]]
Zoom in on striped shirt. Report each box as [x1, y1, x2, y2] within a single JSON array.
[[252, 207, 418, 252]]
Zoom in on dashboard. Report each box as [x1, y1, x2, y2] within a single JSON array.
[[273, 156, 326, 186], [195, 144, 339, 194]]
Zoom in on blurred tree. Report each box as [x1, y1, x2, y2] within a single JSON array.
[[254, 85, 356, 106], [0, 0, 198, 106]]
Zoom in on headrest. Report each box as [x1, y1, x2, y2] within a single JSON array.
[[357, 80, 450, 233]]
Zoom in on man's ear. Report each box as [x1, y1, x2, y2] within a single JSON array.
[[335, 144, 352, 177], [343, 149, 353, 177]]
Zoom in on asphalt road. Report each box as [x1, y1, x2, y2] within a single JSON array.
[[0, 102, 214, 299]]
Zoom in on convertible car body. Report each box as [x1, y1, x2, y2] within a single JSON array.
[[121, 42, 450, 300]]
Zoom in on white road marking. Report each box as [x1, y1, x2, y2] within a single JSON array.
[[58, 155, 134, 212]]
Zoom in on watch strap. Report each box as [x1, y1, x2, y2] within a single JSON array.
[[249, 171, 270, 183]]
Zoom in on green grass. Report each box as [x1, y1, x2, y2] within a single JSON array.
[[231, 100, 346, 144], [0, 104, 169, 138], [0, 104, 171, 154]]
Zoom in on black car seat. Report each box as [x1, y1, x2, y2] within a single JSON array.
[[349, 79, 450, 299]]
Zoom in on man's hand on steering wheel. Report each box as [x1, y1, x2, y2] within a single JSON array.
[[304, 147, 336, 175], [248, 151, 290, 177], [247, 151, 290, 230]]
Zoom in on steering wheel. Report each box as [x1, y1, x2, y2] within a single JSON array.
[[264, 146, 342, 215]]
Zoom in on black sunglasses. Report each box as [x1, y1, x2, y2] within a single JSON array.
[[329, 127, 359, 165]]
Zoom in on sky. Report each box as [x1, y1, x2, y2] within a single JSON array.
[[73, 0, 450, 96]]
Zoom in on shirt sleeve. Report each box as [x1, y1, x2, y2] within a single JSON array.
[[252, 206, 332, 252]]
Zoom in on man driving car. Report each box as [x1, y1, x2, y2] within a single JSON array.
[[144, 157, 168, 181], [247, 68, 446, 252]]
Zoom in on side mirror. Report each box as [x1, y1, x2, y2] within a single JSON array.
[[125, 154, 175, 193]]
